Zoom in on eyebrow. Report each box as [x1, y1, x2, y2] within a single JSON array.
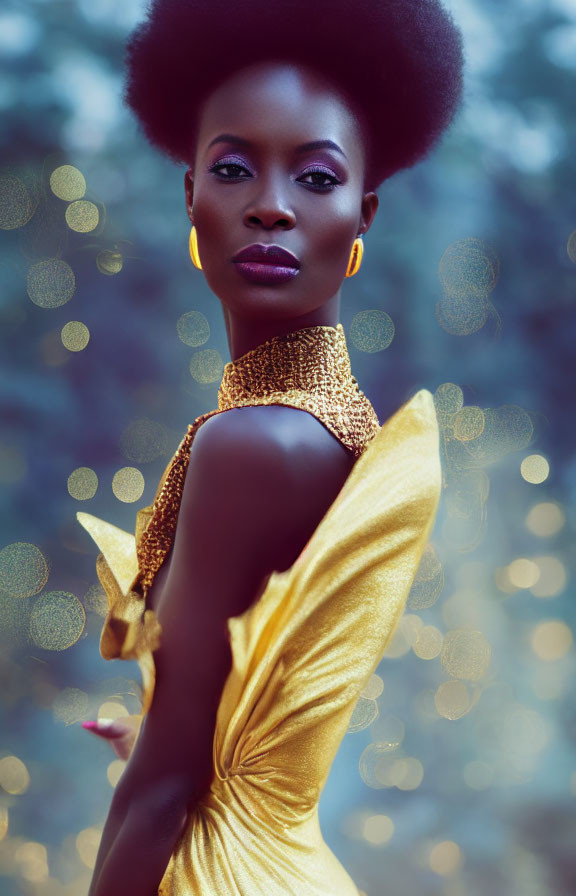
[[207, 134, 348, 160]]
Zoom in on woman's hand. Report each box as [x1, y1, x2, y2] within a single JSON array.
[[82, 714, 142, 761]]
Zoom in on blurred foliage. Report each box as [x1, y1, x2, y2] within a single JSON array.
[[0, 1, 575, 894]]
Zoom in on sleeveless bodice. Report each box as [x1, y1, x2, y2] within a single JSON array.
[[77, 323, 441, 896]]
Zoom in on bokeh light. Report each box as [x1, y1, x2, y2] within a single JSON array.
[[0, 174, 36, 229], [29, 591, 86, 650], [520, 454, 550, 484], [530, 620, 573, 661], [61, 320, 90, 351], [429, 840, 464, 875], [27, 259, 75, 308], [112, 466, 145, 502], [67, 466, 98, 500], [189, 348, 224, 383], [76, 828, 101, 870], [49, 165, 86, 201], [525, 502, 565, 536], [65, 199, 99, 232], [0, 756, 30, 795], [349, 310, 395, 352], [0, 542, 49, 598], [177, 310, 210, 347]]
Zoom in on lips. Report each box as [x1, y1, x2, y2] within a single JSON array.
[[232, 243, 300, 268]]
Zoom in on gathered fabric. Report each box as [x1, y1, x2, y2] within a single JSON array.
[[77, 323, 441, 895]]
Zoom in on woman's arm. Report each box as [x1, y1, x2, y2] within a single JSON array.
[[88, 405, 354, 896]]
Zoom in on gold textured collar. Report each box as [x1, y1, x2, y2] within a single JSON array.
[[217, 323, 380, 451], [131, 323, 380, 598]]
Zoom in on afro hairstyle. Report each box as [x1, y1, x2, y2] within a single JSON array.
[[123, 0, 465, 190]]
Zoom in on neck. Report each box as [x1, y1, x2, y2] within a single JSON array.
[[221, 293, 341, 362]]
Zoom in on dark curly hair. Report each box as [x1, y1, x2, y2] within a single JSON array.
[[123, 0, 465, 190]]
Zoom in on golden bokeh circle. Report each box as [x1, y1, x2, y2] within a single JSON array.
[[97, 701, 129, 721], [29, 591, 86, 651], [370, 713, 405, 750], [434, 680, 474, 719], [112, 467, 145, 503], [438, 238, 499, 297], [359, 742, 400, 789], [525, 502, 565, 537], [14, 840, 49, 883], [435, 295, 488, 336], [363, 814, 394, 845], [349, 310, 395, 352], [76, 828, 101, 870], [530, 619, 573, 660], [0, 542, 49, 598], [408, 545, 444, 610], [433, 382, 464, 423], [0, 805, 8, 840], [507, 558, 540, 589], [65, 200, 99, 233], [61, 321, 90, 352], [49, 165, 86, 201], [67, 467, 98, 500], [0, 175, 35, 229], [177, 310, 211, 347], [190, 349, 224, 383], [27, 259, 75, 308], [531, 556, 567, 598], [453, 406, 485, 442], [441, 629, 491, 681], [413, 625, 444, 660], [521, 454, 550, 484], [107, 760, 127, 787], [429, 840, 463, 875], [0, 756, 30, 795], [360, 673, 384, 700]]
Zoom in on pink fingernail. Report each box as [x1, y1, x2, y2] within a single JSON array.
[[82, 721, 97, 730]]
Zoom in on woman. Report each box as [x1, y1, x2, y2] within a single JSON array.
[[79, 1, 464, 893]]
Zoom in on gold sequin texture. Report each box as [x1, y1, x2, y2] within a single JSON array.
[[77, 322, 442, 895]]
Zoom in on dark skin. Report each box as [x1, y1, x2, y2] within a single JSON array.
[[87, 61, 379, 896]]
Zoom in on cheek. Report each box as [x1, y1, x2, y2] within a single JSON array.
[[311, 203, 357, 271], [192, 193, 228, 242]]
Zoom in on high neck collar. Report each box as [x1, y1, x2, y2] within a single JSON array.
[[218, 323, 353, 408]]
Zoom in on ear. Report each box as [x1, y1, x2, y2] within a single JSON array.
[[184, 168, 195, 223], [359, 191, 379, 237]]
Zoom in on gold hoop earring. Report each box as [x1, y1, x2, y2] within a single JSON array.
[[189, 225, 202, 270], [345, 237, 364, 278]]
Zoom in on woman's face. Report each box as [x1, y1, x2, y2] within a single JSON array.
[[185, 61, 378, 322]]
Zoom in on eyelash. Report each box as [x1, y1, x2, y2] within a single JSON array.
[[208, 159, 341, 190]]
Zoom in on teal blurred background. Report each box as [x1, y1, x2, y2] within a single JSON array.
[[1, 1, 575, 894]]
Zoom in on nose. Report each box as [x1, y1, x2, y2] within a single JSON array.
[[243, 170, 296, 231]]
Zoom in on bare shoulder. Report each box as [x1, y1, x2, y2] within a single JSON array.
[[182, 404, 355, 576]]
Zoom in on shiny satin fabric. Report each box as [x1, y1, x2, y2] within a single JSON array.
[[78, 387, 441, 895]]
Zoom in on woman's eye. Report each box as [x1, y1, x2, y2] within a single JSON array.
[[209, 162, 250, 179], [299, 168, 341, 189]]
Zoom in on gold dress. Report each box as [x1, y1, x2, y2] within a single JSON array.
[[78, 323, 441, 896]]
